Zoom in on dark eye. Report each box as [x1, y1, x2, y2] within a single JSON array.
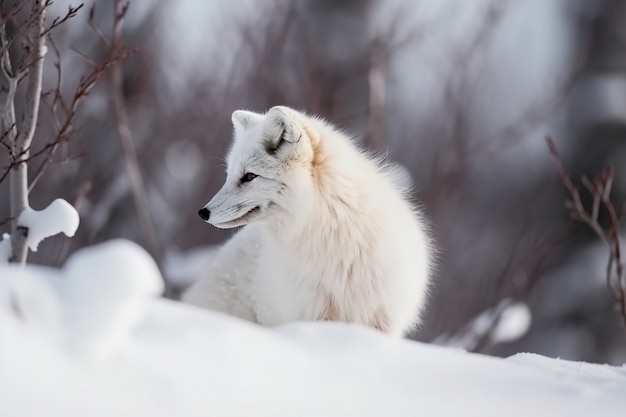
[[241, 172, 257, 183]]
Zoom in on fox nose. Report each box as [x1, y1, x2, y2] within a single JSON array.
[[198, 207, 210, 221]]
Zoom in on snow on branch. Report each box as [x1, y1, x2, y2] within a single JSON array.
[[17, 198, 79, 252]]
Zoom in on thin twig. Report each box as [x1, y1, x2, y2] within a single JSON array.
[[0, 215, 14, 227], [111, 0, 160, 257], [29, 40, 134, 191], [42, 4, 84, 37], [546, 136, 626, 328]]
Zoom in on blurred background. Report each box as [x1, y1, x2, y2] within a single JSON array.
[[1, 0, 626, 364]]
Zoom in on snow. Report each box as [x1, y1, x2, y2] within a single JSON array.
[[491, 301, 532, 344], [18, 198, 80, 252], [0, 233, 9, 264], [1, 299, 625, 417], [1, 243, 625, 416], [1, 239, 163, 359], [59, 239, 164, 358]]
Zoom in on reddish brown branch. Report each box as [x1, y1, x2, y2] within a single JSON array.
[[29, 17, 135, 192], [546, 136, 626, 328], [42, 3, 84, 37]]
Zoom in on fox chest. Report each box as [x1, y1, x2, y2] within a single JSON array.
[[254, 243, 383, 326]]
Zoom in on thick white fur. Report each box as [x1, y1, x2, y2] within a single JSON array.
[[183, 106, 434, 336]]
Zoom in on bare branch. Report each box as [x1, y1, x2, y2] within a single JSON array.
[[28, 43, 133, 191], [42, 3, 84, 37], [0, 216, 13, 227], [111, 0, 160, 258], [6, 0, 47, 264], [87, 4, 110, 48], [0, 1, 26, 25], [546, 136, 626, 329], [0, 0, 131, 265], [16, 0, 46, 152], [70, 45, 98, 66]]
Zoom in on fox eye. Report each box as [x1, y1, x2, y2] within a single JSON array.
[[240, 172, 257, 183]]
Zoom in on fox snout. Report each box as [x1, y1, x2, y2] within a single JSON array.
[[198, 207, 210, 221]]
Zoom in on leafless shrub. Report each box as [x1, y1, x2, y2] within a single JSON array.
[[546, 136, 626, 329], [0, 0, 131, 264]]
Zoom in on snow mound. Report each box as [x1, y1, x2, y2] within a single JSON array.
[[0, 239, 163, 359], [0, 263, 63, 340], [61, 239, 164, 357], [1, 299, 625, 417], [1, 240, 624, 416], [18, 198, 80, 252]]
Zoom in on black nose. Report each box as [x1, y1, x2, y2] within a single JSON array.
[[198, 207, 210, 221]]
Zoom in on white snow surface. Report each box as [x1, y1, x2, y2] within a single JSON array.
[[1, 241, 625, 417], [18, 198, 80, 252], [0, 239, 163, 359]]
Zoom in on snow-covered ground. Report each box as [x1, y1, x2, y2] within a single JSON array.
[[1, 240, 625, 417]]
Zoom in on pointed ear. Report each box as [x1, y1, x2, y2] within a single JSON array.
[[265, 106, 300, 143], [232, 110, 263, 131], [266, 106, 320, 149]]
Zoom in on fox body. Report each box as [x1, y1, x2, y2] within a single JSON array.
[[183, 106, 433, 336]]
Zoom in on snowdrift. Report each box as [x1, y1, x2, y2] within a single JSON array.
[[1, 240, 625, 417]]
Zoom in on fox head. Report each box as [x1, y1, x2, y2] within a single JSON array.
[[198, 106, 321, 229]]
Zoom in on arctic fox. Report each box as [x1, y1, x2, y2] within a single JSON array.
[[183, 106, 433, 337]]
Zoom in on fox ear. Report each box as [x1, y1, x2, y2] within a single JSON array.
[[232, 110, 263, 131], [266, 106, 300, 143], [267, 105, 321, 147]]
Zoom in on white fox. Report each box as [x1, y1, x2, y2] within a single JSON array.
[[183, 106, 434, 337]]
